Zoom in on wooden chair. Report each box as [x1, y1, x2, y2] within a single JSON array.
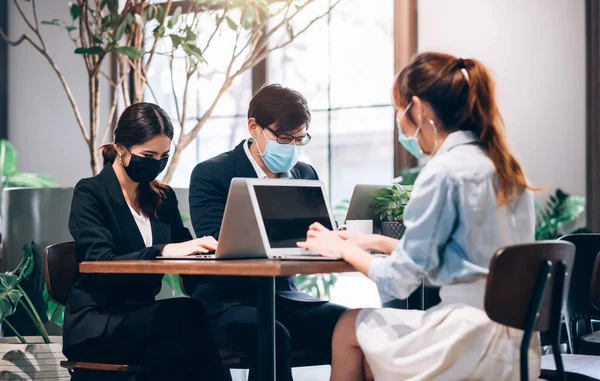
[[44, 241, 149, 380], [558, 234, 600, 354], [484, 240, 600, 381]]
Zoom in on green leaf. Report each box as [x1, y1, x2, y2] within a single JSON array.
[[93, 36, 103, 44], [4, 173, 56, 188], [145, 5, 157, 20], [43, 286, 65, 327], [185, 29, 197, 42], [286, 21, 294, 39], [168, 6, 182, 29], [373, 183, 413, 221], [180, 212, 190, 224], [114, 13, 133, 42], [246, 5, 257, 24], [162, 274, 185, 296], [0, 140, 18, 177], [226, 16, 237, 31], [74, 46, 103, 55], [65, 26, 77, 32], [15, 242, 36, 282], [69, 2, 80, 20], [0, 287, 24, 321], [41, 19, 64, 27], [117, 46, 143, 59], [182, 42, 204, 61], [153, 25, 165, 37], [156, 5, 165, 22], [106, 0, 118, 14], [170, 34, 182, 48]]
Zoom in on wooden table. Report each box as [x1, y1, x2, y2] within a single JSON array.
[[80, 259, 355, 381]]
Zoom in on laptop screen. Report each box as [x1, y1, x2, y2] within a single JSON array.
[[253, 185, 333, 248]]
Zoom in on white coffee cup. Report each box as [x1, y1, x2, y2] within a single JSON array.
[[339, 219, 373, 234]]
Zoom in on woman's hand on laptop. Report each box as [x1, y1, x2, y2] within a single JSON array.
[[297, 228, 352, 259], [161, 236, 218, 257], [309, 222, 384, 252]]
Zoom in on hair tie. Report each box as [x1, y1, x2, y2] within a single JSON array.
[[457, 58, 470, 82]]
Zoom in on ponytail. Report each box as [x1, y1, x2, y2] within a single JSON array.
[[100, 143, 118, 166], [462, 59, 536, 204], [393, 52, 536, 205]]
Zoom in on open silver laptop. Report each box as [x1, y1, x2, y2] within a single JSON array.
[[162, 178, 339, 261], [345, 184, 388, 234]]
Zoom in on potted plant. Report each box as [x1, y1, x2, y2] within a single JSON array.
[[373, 184, 412, 239], [535, 189, 586, 240], [1, 0, 341, 180], [0, 242, 68, 380]]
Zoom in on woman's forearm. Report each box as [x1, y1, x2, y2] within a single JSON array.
[[372, 235, 400, 254], [341, 246, 375, 277]]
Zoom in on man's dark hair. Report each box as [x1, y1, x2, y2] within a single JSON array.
[[248, 84, 311, 134]]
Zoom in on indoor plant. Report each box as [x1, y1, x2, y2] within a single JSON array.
[[373, 184, 412, 239], [0, 242, 68, 380], [0, 140, 63, 338], [535, 188, 586, 240], [1, 0, 341, 180]]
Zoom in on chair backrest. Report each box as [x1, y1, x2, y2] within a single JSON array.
[[559, 234, 600, 320], [44, 241, 77, 306], [485, 241, 575, 332], [592, 252, 600, 310]]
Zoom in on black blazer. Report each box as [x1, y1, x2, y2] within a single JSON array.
[[63, 165, 192, 352], [186, 140, 325, 316]]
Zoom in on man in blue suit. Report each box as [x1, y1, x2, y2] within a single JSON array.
[[185, 84, 347, 381]]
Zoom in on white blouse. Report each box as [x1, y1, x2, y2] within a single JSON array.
[[127, 204, 153, 247]]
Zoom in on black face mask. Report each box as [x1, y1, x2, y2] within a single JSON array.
[[122, 151, 168, 183]]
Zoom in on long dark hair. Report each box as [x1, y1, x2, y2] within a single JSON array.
[[101, 102, 174, 218], [393, 52, 535, 205]]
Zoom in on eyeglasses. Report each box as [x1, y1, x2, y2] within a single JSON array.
[[262, 125, 312, 146]]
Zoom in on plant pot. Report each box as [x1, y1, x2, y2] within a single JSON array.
[[381, 220, 405, 239], [0, 336, 68, 380], [1, 188, 75, 337]]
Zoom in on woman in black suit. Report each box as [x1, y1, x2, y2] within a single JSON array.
[[63, 102, 229, 380]]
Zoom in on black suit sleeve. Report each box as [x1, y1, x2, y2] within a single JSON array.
[[167, 187, 193, 243], [189, 163, 227, 239], [69, 181, 166, 262], [309, 164, 319, 180]]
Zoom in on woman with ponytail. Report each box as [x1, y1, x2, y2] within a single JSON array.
[[298, 53, 539, 380], [63, 103, 229, 380]]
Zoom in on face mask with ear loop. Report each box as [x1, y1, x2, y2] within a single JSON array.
[[396, 101, 439, 159]]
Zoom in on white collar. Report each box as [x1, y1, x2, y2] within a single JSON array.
[[243, 139, 291, 179]]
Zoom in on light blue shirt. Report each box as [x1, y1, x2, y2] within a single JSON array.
[[369, 130, 535, 303]]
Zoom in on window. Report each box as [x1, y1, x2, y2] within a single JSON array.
[[267, 0, 395, 214], [267, 0, 395, 308], [147, 0, 398, 307], [146, 10, 252, 187]]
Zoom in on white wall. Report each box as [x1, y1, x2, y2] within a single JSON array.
[[418, 0, 586, 199], [8, 1, 110, 186]]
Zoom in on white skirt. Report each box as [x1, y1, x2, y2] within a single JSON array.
[[355, 280, 541, 381]]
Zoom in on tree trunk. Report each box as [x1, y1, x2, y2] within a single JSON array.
[[89, 76, 100, 175], [162, 142, 184, 184]]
